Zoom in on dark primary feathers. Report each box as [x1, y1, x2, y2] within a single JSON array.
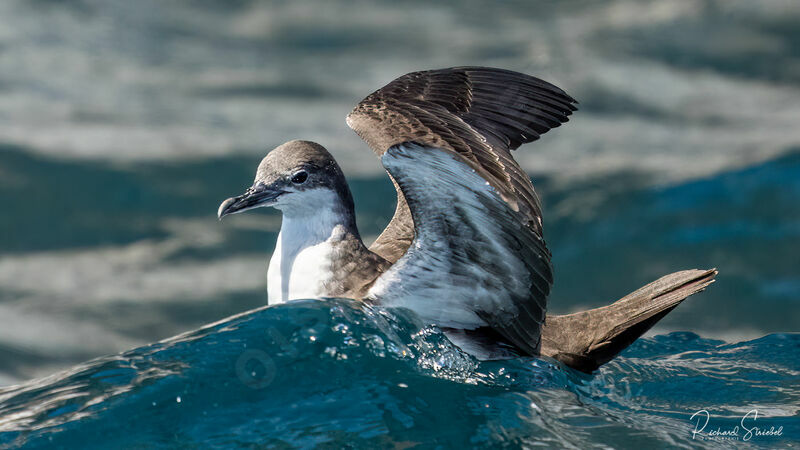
[[346, 66, 578, 263]]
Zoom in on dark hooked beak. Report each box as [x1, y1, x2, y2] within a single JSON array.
[[217, 184, 285, 219]]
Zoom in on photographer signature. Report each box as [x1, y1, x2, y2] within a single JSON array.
[[690, 409, 784, 441]]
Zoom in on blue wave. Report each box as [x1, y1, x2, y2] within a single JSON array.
[[1, 300, 797, 448]]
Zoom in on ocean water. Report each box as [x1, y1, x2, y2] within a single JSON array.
[[1, 0, 800, 447], [1, 299, 798, 448]]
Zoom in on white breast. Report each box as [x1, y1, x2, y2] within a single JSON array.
[[267, 235, 336, 304], [266, 201, 346, 304]]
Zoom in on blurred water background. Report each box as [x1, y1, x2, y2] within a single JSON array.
[[0, 1, 799, 442]]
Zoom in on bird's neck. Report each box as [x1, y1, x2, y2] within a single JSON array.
[[279, 199, 359, 246], [267, 189, 382, 304]]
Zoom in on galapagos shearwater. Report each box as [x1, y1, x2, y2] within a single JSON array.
[[218, 67, 717, 372]]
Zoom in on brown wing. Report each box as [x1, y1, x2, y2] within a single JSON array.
[[346, 66, 577, 263]]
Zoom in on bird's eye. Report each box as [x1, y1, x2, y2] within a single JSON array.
[[291, 171, 308, 184]]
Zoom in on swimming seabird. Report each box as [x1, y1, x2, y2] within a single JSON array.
[[218, 67, 717, 372]]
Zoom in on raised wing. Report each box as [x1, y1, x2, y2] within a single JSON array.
[[346, 67, 577, 262], [367, 143, 552, 355]]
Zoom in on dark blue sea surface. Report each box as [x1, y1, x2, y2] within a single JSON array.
[[0, 300, 798, 448]]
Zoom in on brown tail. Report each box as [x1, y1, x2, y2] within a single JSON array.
[[541, 268, 718, 373]]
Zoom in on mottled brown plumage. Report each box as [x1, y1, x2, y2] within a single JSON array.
[[346, 67, 577, 262], [325, 236, 390, 299]]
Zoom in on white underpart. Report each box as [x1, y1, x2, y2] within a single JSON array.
[[369, 144, 546, 332], [267, 188, 348, 304]]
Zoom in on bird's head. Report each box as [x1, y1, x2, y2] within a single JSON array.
[[217, 140, 352, 219]]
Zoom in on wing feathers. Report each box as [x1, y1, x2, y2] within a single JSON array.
[[347, 67, 576, 263], [369, 143, 552, 356]]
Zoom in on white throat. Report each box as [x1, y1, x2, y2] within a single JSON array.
[[267, 189, 352, 304]]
